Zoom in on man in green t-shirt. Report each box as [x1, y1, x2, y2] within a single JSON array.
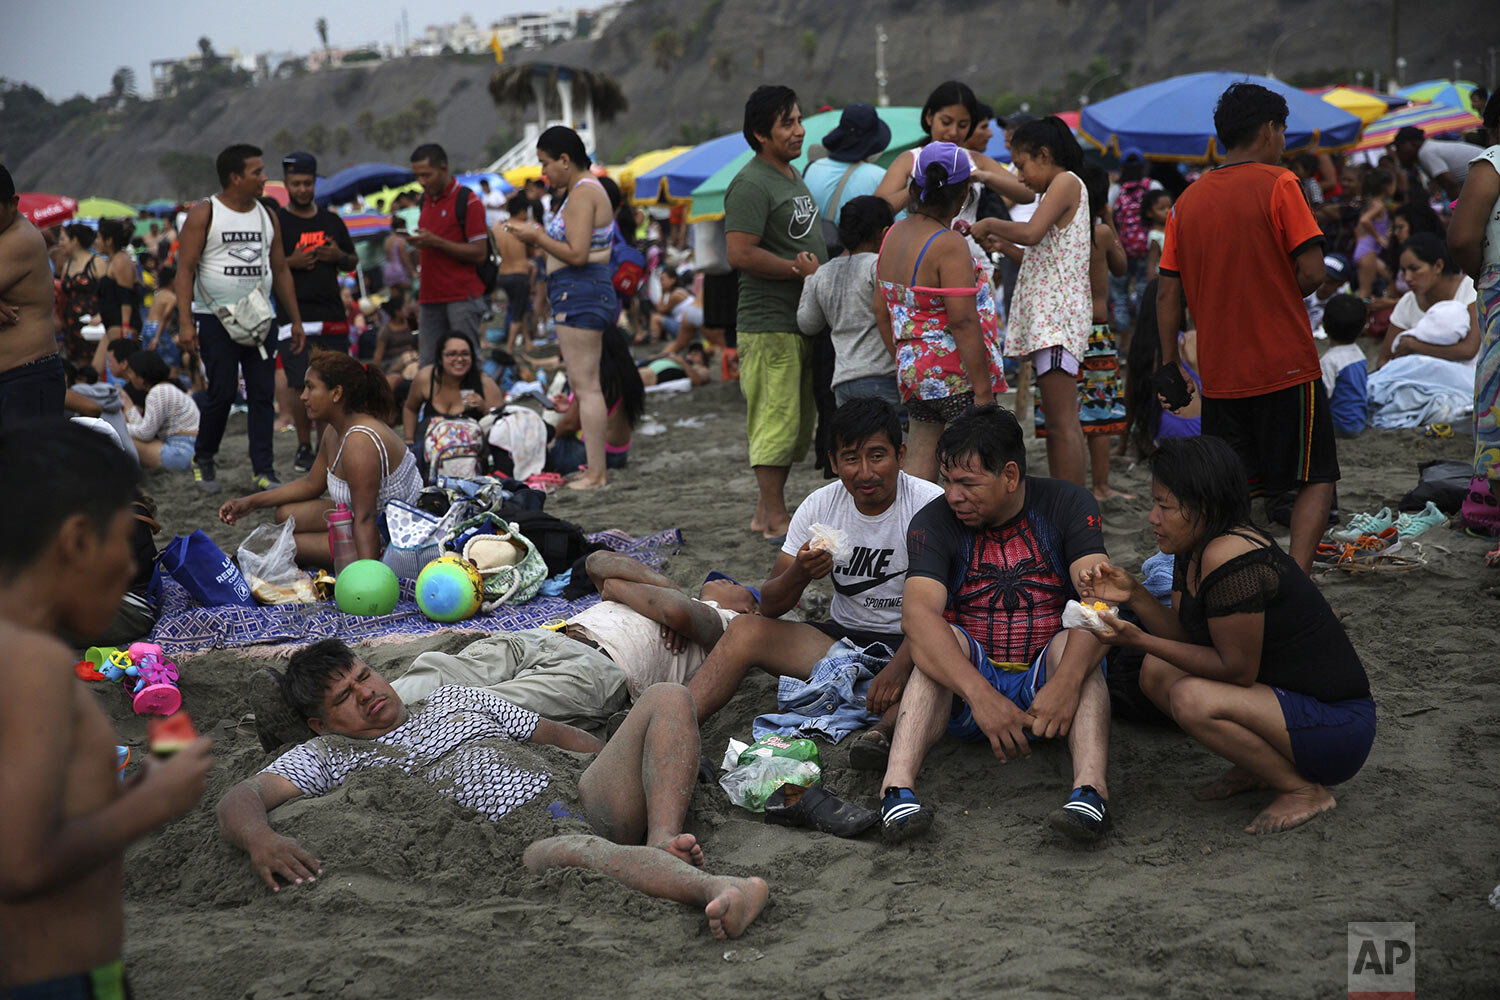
[[725, 85, 829, 542]]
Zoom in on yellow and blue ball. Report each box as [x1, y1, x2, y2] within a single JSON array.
[[415, 556, 485, 622]]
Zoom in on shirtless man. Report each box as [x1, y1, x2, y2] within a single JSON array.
[[0, 421, 213, 997], [218, 642, 768, 939], [492, 192, 537, 353], [0, 164, 65, 428]]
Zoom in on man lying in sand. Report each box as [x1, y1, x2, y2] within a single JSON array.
[[219, 640, 769, 939], [1, 422, 213, 997], [688, 398, 941, 769], [878, 405, 1115, 845], [252, 552, 759, 749]]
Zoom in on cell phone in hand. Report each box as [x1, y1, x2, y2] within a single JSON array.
[[1150, 363, 1193, 410]]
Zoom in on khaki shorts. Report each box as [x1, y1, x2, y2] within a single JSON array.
[[739, 331, 814, 467]]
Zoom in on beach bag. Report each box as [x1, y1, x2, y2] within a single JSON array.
[[424, 416, 487, 483], [159, 530, 255, 607], [1397, 459, 1473, 513], [451, 514, 546, 605], [381, 499, 465, 579], [1113, 179, 1152, 259]]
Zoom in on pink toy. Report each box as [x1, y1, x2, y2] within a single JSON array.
[[128, 642, 163, 661], [130, 653, 181, 716]]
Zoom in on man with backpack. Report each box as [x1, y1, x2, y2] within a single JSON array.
[[409, 143, 493, 366], [175, 143, 305, 494]]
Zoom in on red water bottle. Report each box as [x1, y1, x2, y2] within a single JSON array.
[[327, 503, 357, 576]]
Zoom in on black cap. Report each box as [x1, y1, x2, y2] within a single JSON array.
[[282, 151, 317, 177]]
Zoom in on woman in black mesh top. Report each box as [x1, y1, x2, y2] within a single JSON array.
[[1077, 436, 1374, 836]]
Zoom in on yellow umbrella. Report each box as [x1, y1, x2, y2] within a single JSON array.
[[1313, 87, 1391, 126], [503, 164, 544, 188], [75, 196, 138, 219], [611, 147, 691, 205]]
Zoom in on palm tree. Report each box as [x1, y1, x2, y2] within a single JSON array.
[[197, 36, 218, 70], [316, 17, 329, 56], [488, 63, 628, 124], [109, 66, 136, 103]]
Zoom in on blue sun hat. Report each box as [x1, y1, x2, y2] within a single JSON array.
[[704, 570, 761, 605]]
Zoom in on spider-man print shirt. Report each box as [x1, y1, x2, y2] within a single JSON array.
[[906, 478, 1106, 663]]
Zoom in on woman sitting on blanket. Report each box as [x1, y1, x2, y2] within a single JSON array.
[[550, 327, 644, 475], [1077, 436, 1375, 836], [218, 351, 422, 567], [638, 342, 713, 388]]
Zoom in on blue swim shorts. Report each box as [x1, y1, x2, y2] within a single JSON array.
[[946, 626, 1051, 742]]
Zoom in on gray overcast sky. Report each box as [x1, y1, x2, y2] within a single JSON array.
[[1, 0, 610, 101]]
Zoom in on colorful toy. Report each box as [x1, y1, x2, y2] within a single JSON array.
[[415, 556, 485, 622], [86, 644, 182, 715], [334, 559, 401, 616], [115, 745, 130, 779], [131, 654, 181, 715]]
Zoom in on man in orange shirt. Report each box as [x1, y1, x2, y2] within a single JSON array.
[[1155, 83, 1334, 572]]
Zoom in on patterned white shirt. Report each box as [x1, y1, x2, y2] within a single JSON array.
[[263, 685, 547, 821]]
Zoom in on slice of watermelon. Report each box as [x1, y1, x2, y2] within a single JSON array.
[[147, 712, 198, 757]]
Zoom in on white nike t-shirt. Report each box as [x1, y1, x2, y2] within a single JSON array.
[[783, 472, 944, 633]]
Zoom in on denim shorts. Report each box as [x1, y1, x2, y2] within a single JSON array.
[[1272, 688, 1376, 786], [546, 263, 617, 332], [159, 434, 195, 472]]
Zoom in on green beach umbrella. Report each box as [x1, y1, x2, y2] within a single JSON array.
[[75, 196, 139, 219], [687, 106, 925, 222], [1396, 79, 1481, 112]]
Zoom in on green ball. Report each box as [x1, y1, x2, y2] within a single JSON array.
[[334, 559, 400, 616]]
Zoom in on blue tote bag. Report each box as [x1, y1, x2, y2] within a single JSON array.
[[159, 530, 255, 606]]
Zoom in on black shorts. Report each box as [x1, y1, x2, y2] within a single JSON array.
[[1202, 378, 1340, 497], [279, 334, 353, 389], [808, 620, 904, 664]]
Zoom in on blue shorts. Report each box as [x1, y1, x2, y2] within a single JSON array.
[[159, 434, 195, 472], [946, 626, 1051, 742], [1272, 688, 1375, 786], [546, 263, 617, 332]]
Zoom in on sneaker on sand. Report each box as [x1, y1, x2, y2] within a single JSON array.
[[293, 443, 316, 474], [1394, 501, 1447, 540], [247, 668, 315, 752], [1047, 785, 1111, 843], [251, 470, 283, 491], [880, 786, 933, 844], [1329, 507, 1394, 543], [192, 458, 221, 495]]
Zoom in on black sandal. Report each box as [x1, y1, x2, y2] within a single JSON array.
[[763, 785, 878, 838]]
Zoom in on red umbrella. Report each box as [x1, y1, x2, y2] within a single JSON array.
[[18, 192, 77, 228], [261, 181, 291, 207]]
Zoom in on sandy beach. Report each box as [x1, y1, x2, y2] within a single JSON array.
[[100, 378, 1498, 998]]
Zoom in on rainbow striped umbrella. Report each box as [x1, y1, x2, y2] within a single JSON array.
[[1397, 79, 1481, 112], [339, 211, 393, 240], [1352, 100, 1483, 152]]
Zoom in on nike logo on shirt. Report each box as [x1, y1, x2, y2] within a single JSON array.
[[833, 571, 904, 596]]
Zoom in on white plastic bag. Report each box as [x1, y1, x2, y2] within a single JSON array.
[[237, 517, 317, 605], [1061, 598, 1118, 636], [807, 522, 850, 562]]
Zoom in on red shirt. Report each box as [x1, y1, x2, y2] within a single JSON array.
[[417, 180, 487, 303], [1159, 162, 1325, 398]]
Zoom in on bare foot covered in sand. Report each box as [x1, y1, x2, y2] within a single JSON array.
[[655, 833, 705, 867], [1193, 765, 1271, 801], [704, 876, 769, 940], [1245, 785, 1335, 835], [566, 474, 609, 492], [1092, 486, 1136, 501]]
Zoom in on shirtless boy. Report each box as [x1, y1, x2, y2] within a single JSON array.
[[0, 421, 213, 997], [0, 164, 66, 428]]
